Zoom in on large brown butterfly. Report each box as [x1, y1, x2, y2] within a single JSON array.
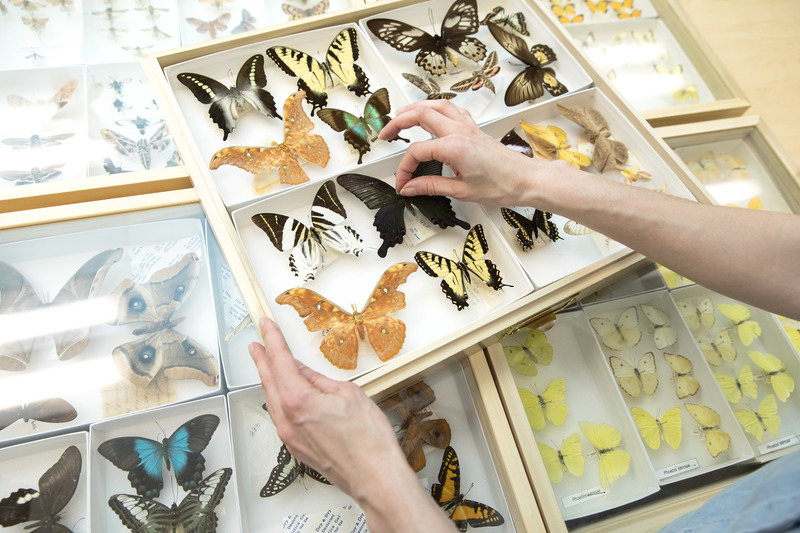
[[431, 446, 505, 532], [208, 91, 329, 188], [379, 381, 451, 472], [275, 262, 417, 370], [556, 104, 628, 173]]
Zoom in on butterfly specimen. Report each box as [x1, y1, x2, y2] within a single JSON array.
[[499, 128, 532, 157], [578, 421, 630, 489], [2, 133, 74, 150], [590, 306, 641, 351], [673, 84, 698, 103], [261, 445, 331, 496], [664, 352, 700, 399], [367, 0, 486, 77], [0, 248, 122, 371], [609, 353, 658, 398], [98, 413, 220, 498], [267, 27, 370, 116], [178, 54, 280, 141], [519, 122, 590, 169], [518, 378, 568, 431], [0, 398, 77, 431], [683, 151, 721, 183], [108, 252, 219, 387], [185, 13, 231, 39], [734, 394, 780, 442], [91, 6, 127, 23], [21, 15, 48, 31], [378, 381, 451, 472], [654, 63, 684, 79], [538, 433, 583, 483], [0, 164, 64, 186], [715, 365, 757, 404], [720, 154, 748, 180], [481, 6, 528, 36], [611, 0, 640, 17], [100, 123, 172, 170], [0, 445, 81, 531], [231, 8, 256, 33], [585, 1, 608, 13], [250, 180, 364, 282], [337, 160, 470, 258], [552, 4, 583, 23], [209, 90, 329, 187], [676, 298, 715, 333], [109, 467, 232, 531], [556, 104, 629, 173], [449, 51, 500, 93], [501, 207, 561, 251], [431, 446, 505, 532], [749, 350, 794, 403], [10, 0, 45, 9], [685, 404, 730, 458], [718, 303, 761, 346], [631, 407, 682, 451], [282, 0, 328, 21], [402, 73, 456, 100], [317, 88, 409, 165], [7, 79, 76, 117], [414, 224, 507, 311], [275, 262, 418, 370], [487, 23, 567, 107], [785, 325, 800, 353], [640, 304, 677, 350], [697, 331, 737, 366], [503, 329, 553, 376]]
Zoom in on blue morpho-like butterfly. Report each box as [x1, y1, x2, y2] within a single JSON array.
[[337, 160, 470, 257], [97, 414, 220, 499], [316, 87, 408, 165]]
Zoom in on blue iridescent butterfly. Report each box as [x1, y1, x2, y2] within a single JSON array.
[[97, 414, 220, 499]]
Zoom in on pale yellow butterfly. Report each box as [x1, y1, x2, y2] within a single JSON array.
[[630, 406, 682, 450], [697, 330, 737, 366], [718, 303, 762, 346], [579, 421, 630, 489], [674, 84, 698, 103], [504, 329, 553, 377], [537, 433, 584, 483], [734, 394, 781, 442], [715, 365, 758, 404], [656, 264, 693, 288], [676, 297, 715, 333], [748, 350, 794, 402], [609, 353, 658, 398], [518, 378, 568, 431], [784, 326, 800, 353], [640, 304, 678, 349], [664, 352, 700, 399], [590, 306, 641, 351], [720, 154, 748, 180], [684, 151, 721, 183], [685, 404, 730, 458]]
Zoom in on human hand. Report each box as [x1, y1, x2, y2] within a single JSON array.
[[379, 99, 573, 207]]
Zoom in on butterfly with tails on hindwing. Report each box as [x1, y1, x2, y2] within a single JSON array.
[[267, 27, 370, 116], [431, 446, 505, 532], [501, 207, 561, 251], [487, 22, 567, 106], [366, 0, 487, 76], [97, 414, 220, 499], [108, 467, 232, 532], [414, 225, 509, 311], [260, 444, 331, 497], [317, 87, 409, 165], [337, 159, 470, 258], [250, 180, 364, 283], [275, 262, 418, 370], [0, 445, 81, 531], [177, 54, 281, 141]]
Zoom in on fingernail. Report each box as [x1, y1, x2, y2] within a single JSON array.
[[259, 316, 268, 329], [399, 187, 414, 196], [248, 343, 255, 355]]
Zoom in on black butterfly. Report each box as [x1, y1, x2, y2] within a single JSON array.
[[0, 445, 81, 532], [337, 160, 470, 258], [487, 22, 567, 106], [414, 224, 508, 310], [0, 398, 77, 432], [97, 414, 220, 499], [501, 207, 561, 251], [499, 128, 532, 157], [177, 54, 280, 141], [109, 467, 232, 532], [260, 445, 331, 497], [267, 27, 370, 116], [317, 87, 408, 165], [367, 0, 486, 76]]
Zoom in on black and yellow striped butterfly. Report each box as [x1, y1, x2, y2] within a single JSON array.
[[260, 444, 331, 496], [414, 224, 507, 310], [267, 27, 370, 115], [431, 446, 505, 532], [501, 207, 561, 251]]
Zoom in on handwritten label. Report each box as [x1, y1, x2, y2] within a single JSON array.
[[402, 210, 439, 246], [562, 486, 606, 508], [282, 504, 367, 533], [758, 435, 799, 455], [219, 262, 250, 329], [658, 458, 700, 480], [126, 236, 202, 283]]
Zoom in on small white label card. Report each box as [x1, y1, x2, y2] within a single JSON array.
[[758, 434, 799, 455], [657, 458, 700, 481], [282, 504, 368, 533], [563, 485, 607, 508]]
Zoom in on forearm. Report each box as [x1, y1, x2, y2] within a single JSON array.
[[521, 159, 800, 319]]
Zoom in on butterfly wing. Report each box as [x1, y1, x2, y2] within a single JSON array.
[[504, 329, 553, 376], [337, 173, 407, 257], [685, 404, 729, 457], [541, 377, 568, 427], [325, 27, 370, 97], [108, 494, 173, 532], [10, 398, 78, 430], [501, 207, 536, 251], [518, 388, 545, 430], [462, 224, 505, 291], [261, 445, 300, 496], [317, 107, 371, 165], [537, 442, 564, 483], [367, 18, 441, 74], [311, 180, 363, 256], [431, 445, 460, 507], [609, 355, 640, 397], [436, 0, 486, 65], [637, 351, 659, 395], [177, 67, 241, 141], [360, 262, 417, 362], [579, 421, 629, 489], [630, 407, 661, 450], [234, 54, 281, 125], [0, 262, 42, 371], [18, 445, 81, 528], [267, 46, 331, 114], [664, 352, 699, 399], [660, 407, 683, 450], [452, 499, 505, 531], [749, 350, 794, 402], [414, 251, 467, 310]]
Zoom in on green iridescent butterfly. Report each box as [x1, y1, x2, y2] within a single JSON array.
[[317, 87, 408, 164]]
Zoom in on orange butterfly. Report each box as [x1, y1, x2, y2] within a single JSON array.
[[209, 91, 329, 188], [552, 4, 583, 23], [379, 381, 451, 472], [275, 262, 417, 370]]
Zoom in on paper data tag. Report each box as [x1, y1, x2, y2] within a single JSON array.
[[282, 504, 367, 533], [402, 209, 439, 247], [219, 262, 250, 330], [658, 458, 700, 480], [758, 435, 800, 455], [126, 236, 203, 283], [563, 486, 607, 508]]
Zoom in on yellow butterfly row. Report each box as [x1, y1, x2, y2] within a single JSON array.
[[591, 304, 678, 352], [610, 351, 699, 399], [632, 404, 730, 458], [683, 150, 749, 184]]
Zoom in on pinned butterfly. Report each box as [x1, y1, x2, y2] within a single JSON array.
[[504, 328, 553, 376], [501, 207, 561, 251], [261, 445, 331, 496], [518, 377, 568, 431]]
